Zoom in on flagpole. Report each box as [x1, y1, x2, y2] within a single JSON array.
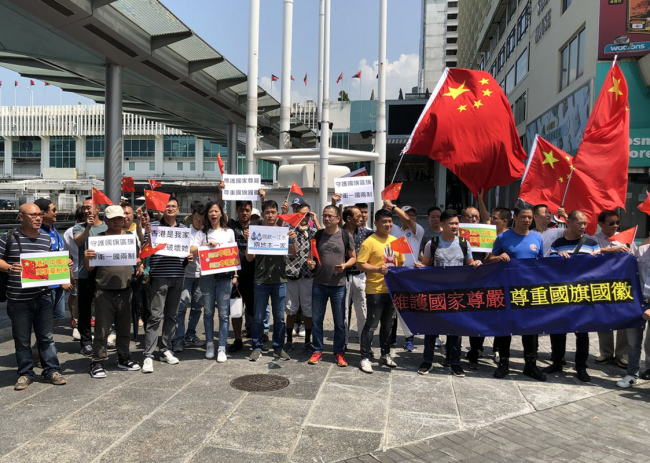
[[560, 170, 573, 207]]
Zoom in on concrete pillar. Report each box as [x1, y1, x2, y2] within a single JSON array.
[[435, 163, 446, 209], [246, 0, 260, 175], [279, 0, 294, 164], [104, 64, 123, 203], [3, 136, 13, 177], [195, 138, 204, 177], [374, 0, 387, 213], [76, 135, 86, 176], [155, 135, 164, 177], [40, 135, 50, 172]]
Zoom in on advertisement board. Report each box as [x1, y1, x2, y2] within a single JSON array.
[[599, 0, 650, 60]]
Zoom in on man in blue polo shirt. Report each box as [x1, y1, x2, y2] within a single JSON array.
[[486, 205, 546, 381]]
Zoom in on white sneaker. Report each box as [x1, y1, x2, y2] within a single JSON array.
[[298, 325, 305, 337], [380, 353, 397, 368], [217, 348, 227, 363], [360, 358, 373, 374], [616, 375, 638, 388], [72, 328, 81, 340], [142, 357, 154, 373], [205, 343, 215, 360], [161, 351, 180, 365]]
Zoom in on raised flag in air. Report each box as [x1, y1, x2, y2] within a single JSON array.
[[381, 183, 403, 201], [609, 226, 637, 246], [304, 73, 308, 85], [519, 136, 574, 216], [290, 182, 303, 196], [92, 188, 113, 206], [403, 68, 527, 196], [291, 75, 295, 81], [139, 243, 167, 259], [122, 176, 135, 193], [278, 213, 306, 228], [217, 154, 225, 175], [336, 73, 343, 84], [352, 71, 361, 79], [144, 189, 170, 211], [271, 74, 279, 82], [390, 236, 413, 254], [638, 192, 650, 216], [311, 239, 321, 265], [149, 179, 162, 190]]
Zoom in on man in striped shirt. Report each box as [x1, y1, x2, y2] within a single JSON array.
[[545, 210, 601, 383], [0, 203, 67, 390]]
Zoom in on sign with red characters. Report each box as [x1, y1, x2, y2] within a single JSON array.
[[198, 244, 241, 276]]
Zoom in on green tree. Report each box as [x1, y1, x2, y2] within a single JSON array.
[[338, 90, 350, 102]]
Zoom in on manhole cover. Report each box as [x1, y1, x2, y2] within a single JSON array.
[[230, 374, 290, 392]]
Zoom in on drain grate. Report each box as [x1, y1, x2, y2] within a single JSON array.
[[230, 374, 290, 392]]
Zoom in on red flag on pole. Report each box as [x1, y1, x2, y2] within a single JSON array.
[[336, 73, 343, 84], [14, 81, 18, 86], [390, 236, 413, 254], [149, 179, 162, 190], [92, 187, 113, 206], [638, 192, 650, 216], [139, 243, 167, 259], [291, 75, 295, 81], [290, 182, 303, 196], [0, 81, 2, 87], [352, 71, 361, 79], [381, 183, 403, 201], [144, 189, 170, 211], [30, 80, 35, 86], [271, 74, 279, 82], [609, 226, 637, 246], [122, 176, 135, 193], [217, 154, 225, 175], [45, 82, 50, 86], [403, 68, 527, 196], [311, 239, 321, 265], [278, 213, 306, 228], [519, 136, 574, 216], [304, 73, 308, 86]]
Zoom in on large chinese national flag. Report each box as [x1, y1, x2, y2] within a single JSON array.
[[572, 62, 629, 211], [403, 68, 527, 196], [144, 189, 171, 211], [519, 136, 574, 215]]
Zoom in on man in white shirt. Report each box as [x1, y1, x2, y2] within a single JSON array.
[[531, 204, 567, 257]]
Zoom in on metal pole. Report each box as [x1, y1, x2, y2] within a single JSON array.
[[375, 0, 387, 213], [279, 0, 294, 164], [104, 64, 123, 204], [246, 0, 260, 175], [319, 0, 331, 213], [316, 0, 325, 145], [227, 123, 238, 218]]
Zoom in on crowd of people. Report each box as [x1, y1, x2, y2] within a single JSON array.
[[1, 187, 649, 392]]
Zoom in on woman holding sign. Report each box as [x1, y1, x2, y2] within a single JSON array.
[[191, 201, 237, 363]]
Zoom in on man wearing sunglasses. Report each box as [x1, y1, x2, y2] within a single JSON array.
[[593, 210, 631, 368]]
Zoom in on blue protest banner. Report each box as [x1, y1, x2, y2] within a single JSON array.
[[385, 253, 644, 336]]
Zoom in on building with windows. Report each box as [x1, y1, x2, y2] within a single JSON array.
[[458, 0, 650, 238], [419, 0, 460, 92]]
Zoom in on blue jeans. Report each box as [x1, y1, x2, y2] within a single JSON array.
[[51, 286, 66, 319], [312, 283, 346, 354], [252, 283, 286, 352], [7, 294, 60, 379], [424, 335, 461, 366], [626, 321, 647, 378], [200, 275, 233, 348], [174, 277, 203, 341]]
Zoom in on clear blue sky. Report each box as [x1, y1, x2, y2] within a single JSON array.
[[0, 0, 422, 106]]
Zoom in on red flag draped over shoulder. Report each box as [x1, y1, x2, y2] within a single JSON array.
[[403, 68, 527, 196]]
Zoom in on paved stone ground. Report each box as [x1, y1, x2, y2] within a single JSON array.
[[0, 303, 648, 462]]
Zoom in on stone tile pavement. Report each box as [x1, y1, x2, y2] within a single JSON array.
[[0, 304, 648, 462]]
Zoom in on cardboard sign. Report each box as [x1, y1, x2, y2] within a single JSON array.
[[458, 224, 498, 253], [88, 234, 137, 267], [247, 225, 290, 255], [150, 226, 192, 258], [198, 244, 241, 275], [334, 175, 374, 205], [222, 174, 261, 201], [20, 251, 70, 288]]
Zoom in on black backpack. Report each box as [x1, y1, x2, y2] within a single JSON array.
[[428, 235, 468, 266], [313, 227, 352, 265], [0, 230, 22, 303]]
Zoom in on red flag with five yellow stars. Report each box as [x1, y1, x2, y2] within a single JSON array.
[[92, 188, 113, 206], [139, 243, 167, 259], [381, 183, 403, 201], [608, 226, 637, 246], [403, 68, 526, 196], [144, 189, 171, 211], [519, 136, 574, 216], [122, 177, 135, 193]]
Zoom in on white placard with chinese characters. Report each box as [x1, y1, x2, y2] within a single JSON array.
[[247, 226, 290, 255], [88, 234, 137, 266], [334, 175, 375, 205], [222, 174, 261, 201], [149, 226, 192, 258]]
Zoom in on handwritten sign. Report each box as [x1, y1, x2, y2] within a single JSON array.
[[334, 175, 374, 205], [222, 174, 261, 201], [247, 225, 290, 255], [150, 226, 192, 258], [88, 234, 137, 267], [198, 244, 241, 275], [20, 251, 70, 288], [459, 224, 498, 253]]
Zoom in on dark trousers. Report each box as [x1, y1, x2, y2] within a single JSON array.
[[467, 336, 485, 362], [550, 332, 589, 369], [77, 277, 96, 347], [7, 294, 60, 379], [92, 288, 133, 363], [424, 335, 461, 365], [494, 334, 538, 361], [361, 293, 394, 359], [239, 271, 255, 329]]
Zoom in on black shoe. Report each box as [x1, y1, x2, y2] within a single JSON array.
[[284, 341, 293, 352], [80, 345, 93, 357], [640, 368, 650, 380], [418, 361, 432, 375], [304, 342, 315, 353], [494, 358, 510, 378], [117, 358, 141, 371], [450, 365, 465, 377], [544, 363, 563, 374], [262, 333, 270, 343], [90, 362, 106, 379], [228, 339, 244, 353], [523, 362, 547, 382], [576, 369, 591, 383], [243, 328, 251, 338], [261, 343, 270, 352], [466, 350, 479, 364]]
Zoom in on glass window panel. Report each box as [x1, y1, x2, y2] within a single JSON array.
[[569, 36, 578, 84], [577, 29, 586, 77], [516, 47, 528, 85], [560, 46, 569, 90]]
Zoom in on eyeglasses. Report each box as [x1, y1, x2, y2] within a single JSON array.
[[607, 220, 621, 226], [23, 213, 43, 218]]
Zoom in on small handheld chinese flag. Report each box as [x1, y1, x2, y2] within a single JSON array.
[[92, 188, 113, 206], [149, 179, 162, 190], [144, 189, 171, 211], [139, 243, 167, 259], [278, 213, 305, 228], [381, 183, 403, 201], [390, 236, 413, 254], [638, 192, 650, 216], [290, 182, 303, 196], [311, 239, 321, 265], [122, 177, 135, 193], [217, 154, 225, 175], [609, 226, 637, 246]]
